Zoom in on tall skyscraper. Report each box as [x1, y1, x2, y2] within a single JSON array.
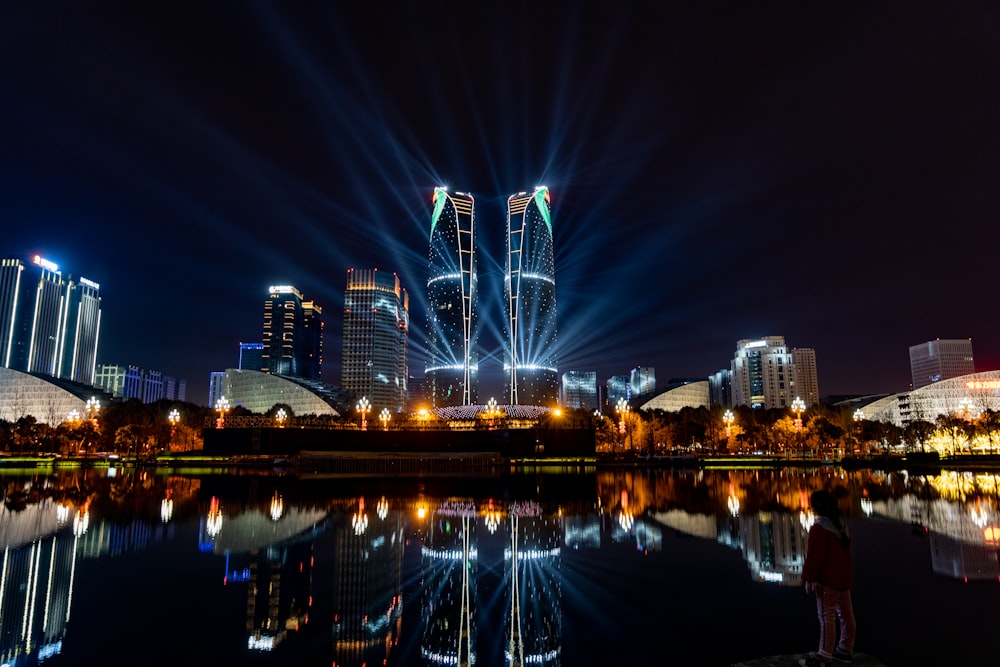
[[561, 371, 597, 410], [342, 268, 409, 412], [731, 336, 797, 409], [238, 342, 264, 371], [425, 188, 478, 407], [791, 347, 820, 407], [504, 187, 558, 405], [909, 338, 975, 389], [261, 286, 323, 380], [0, 256, 101, 384]]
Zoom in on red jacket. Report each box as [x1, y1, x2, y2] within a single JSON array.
[[802, 517, 852, 591]]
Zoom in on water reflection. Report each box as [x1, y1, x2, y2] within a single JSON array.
[[0, 467, 998, 666]]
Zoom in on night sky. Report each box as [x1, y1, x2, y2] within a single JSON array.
[[3, 2, 998, 406]]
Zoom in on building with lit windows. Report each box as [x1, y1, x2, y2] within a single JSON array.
[[261, 286, 323, 381], [849, 370, 1000, 427], [504, 187, 558, 405], [0, 255, 101, 385], [341, 269, 409, 412], [426, 188, 479, 407], [561, 371, 597, 410], [0, 366, 111, 424], [94, 363, 186, 402], [731, 337, 819, 409], [630, 366, 656, 397], [239, 342, 264, 371], [221, 368, 353, 416], [909, 338, 975, 389]]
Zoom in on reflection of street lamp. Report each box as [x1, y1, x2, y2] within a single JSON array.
[[357, 396, 371, 431], [215, 397, 230, 429], [275, 408, 287, 428], [379, 408, 391, 431]]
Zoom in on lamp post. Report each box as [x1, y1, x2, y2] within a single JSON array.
[[379, 407, 391, 431], [853, 409, 864, 454], [616, 397, 630, 453], [275, 408, 287, 428], [85, 396, 100, 425], [168, 408, 180, 434], [791, 396, 806, 457], [215, 397, 230, 429], [357, 396, 371, 431], [67, 409, 81, 426], [723, 410, 734, 448]]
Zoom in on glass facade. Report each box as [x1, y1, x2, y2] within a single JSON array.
[[561, 371, 597, 410], [426, 188, 478, 407], [909, 339, 975, 389], [261, 286, 323, 381], [504, 187, 558, 405], [341, 269, 409, 413]]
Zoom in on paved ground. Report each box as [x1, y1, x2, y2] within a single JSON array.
[[730, 653, 887, 667]]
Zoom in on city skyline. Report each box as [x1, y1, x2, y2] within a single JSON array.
[[3, 4, 998, 405]]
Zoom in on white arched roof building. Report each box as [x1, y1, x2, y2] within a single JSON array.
[[223, 369, 352, 416], [855, 370, 1000, 426], [0, 367, 109, 425], [638, 380, 710, 412]]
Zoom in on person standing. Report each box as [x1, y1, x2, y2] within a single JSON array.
[[799, 489, 856, 666]]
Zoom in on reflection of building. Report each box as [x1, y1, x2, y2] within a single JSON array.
[[561, 371, 597, 410], [420, 504, 477, 666], [506, 503, 562, 667], [0, 255, 102, 385], [718, 511, 807, 586], [333, 500, 404, 667], [929, 533, 999, 581], [910, 338, 975, 390], [342, 269, 409, 412], [262, 285, 323, 380], [504, 188, 558, 406], [731, 337, 819, 409], [426, 188, 478, 408], [246, 541, 314, 652]]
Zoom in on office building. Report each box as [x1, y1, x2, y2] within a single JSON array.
[[342, 268, 409, 412], [630, 366, 656, 397], [561, 371, 597, 410], [238, 342, 264, 371], [208, 371, 226, 409], [909, 338, 975, 389], [426, 188, 479, 407], [95, 363, 186, 403], [504, 187, 558, 405], [0, 255, 101, 385], [709, 369, 732, 408], [791, 347, 820, 407], [731, 336, 813, 409], [261, 286, 323, 381]]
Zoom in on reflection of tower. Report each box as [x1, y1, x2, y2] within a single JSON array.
[[420, 503, 477, 666], [246, 541, 314, 651], [723, 511, 808, 585], [426, 188, 478, 407], [929, 532, 1000, 581], [504, 188, 558, 406], [0, 520, 81, 663], [505, 501, 562, 667], [332, 498, 404, 667]]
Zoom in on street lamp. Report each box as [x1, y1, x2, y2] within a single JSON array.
[[616, 397, 630, 451], [66, 409, 81, 426], [357, 396, 371, 431], [215, 397, 230, 429], [168, 408, 180, 432], [85, 396, 101, 425], [959, 396, 974, 420], [275, 408, 287, 428], [791, 396, 806, 457], [723, 409, 734, 441], [379, 407, 391, 431]]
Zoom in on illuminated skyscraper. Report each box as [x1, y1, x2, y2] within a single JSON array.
[[261, 286, 323, 380], [342, 269, 409, 412], [909, 338, 975, 389], [561, 371, 597, 410], [731, 337, 819, 409], [426, 188, 478, 407], [504, 187, 558, 405], [0, 255, 101, 384]]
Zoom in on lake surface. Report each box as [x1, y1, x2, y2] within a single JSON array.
[[1, 465, 998, 666]]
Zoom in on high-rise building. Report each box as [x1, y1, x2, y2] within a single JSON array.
[[208, 371, 226, 408], [731, 336, 798, 409], [561, 371, 597, 410], [238, 342, 264, 371], [426, 188, 478, 407], [0, 256, 101, 385], [95, 363, 186, 403], [909, 338, 975, 389], [504, 187, 558, 405], [342, 268, 409, 412], [630, 366, 656, 397], [261, 286, 323, 380], [791, 347, 820, 406]]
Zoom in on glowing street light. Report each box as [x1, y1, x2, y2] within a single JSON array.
[[615, 397, 630, 450], [215, 397, 231, 429], [723, 410, 735, 440], [357, 396, 371, 431], [275, 408, 287, 428], [792, 396, 806, 430], [85, 396, 101, 424], [66, 409, 81, 426], [958, 396, 974, 420], [379, 407, 391, 431]]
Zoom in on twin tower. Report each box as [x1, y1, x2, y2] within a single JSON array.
[[426, 186, 558, 407]]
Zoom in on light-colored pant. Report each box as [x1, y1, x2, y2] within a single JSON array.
[[815, 585, 855, 657]]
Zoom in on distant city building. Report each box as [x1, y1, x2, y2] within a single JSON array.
[[605, 375, 630, 406], [0, 255, 102, 385], [208, 371, 225, 409], [341, 268, 409, 413], [426, 188, 479, 407], [630, 366, 656, 397], [504, 187, 558, 405], [222, 369, 353, 416], [561, 371, 597, 410], [0, 366, 112, 425], [791, 348, 819, 407], [95, 363, 185, 403], [848, 369, 1000, 427], [261, 286, 323, 381], [238, 342, 264, 371], [638, 380, 710, 413], [909, 338, 975, 389], [731, 336, 818, 409], [709, 369, 732, 408]]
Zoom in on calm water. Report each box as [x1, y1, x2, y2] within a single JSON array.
[[1, 465, 998, 667]]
